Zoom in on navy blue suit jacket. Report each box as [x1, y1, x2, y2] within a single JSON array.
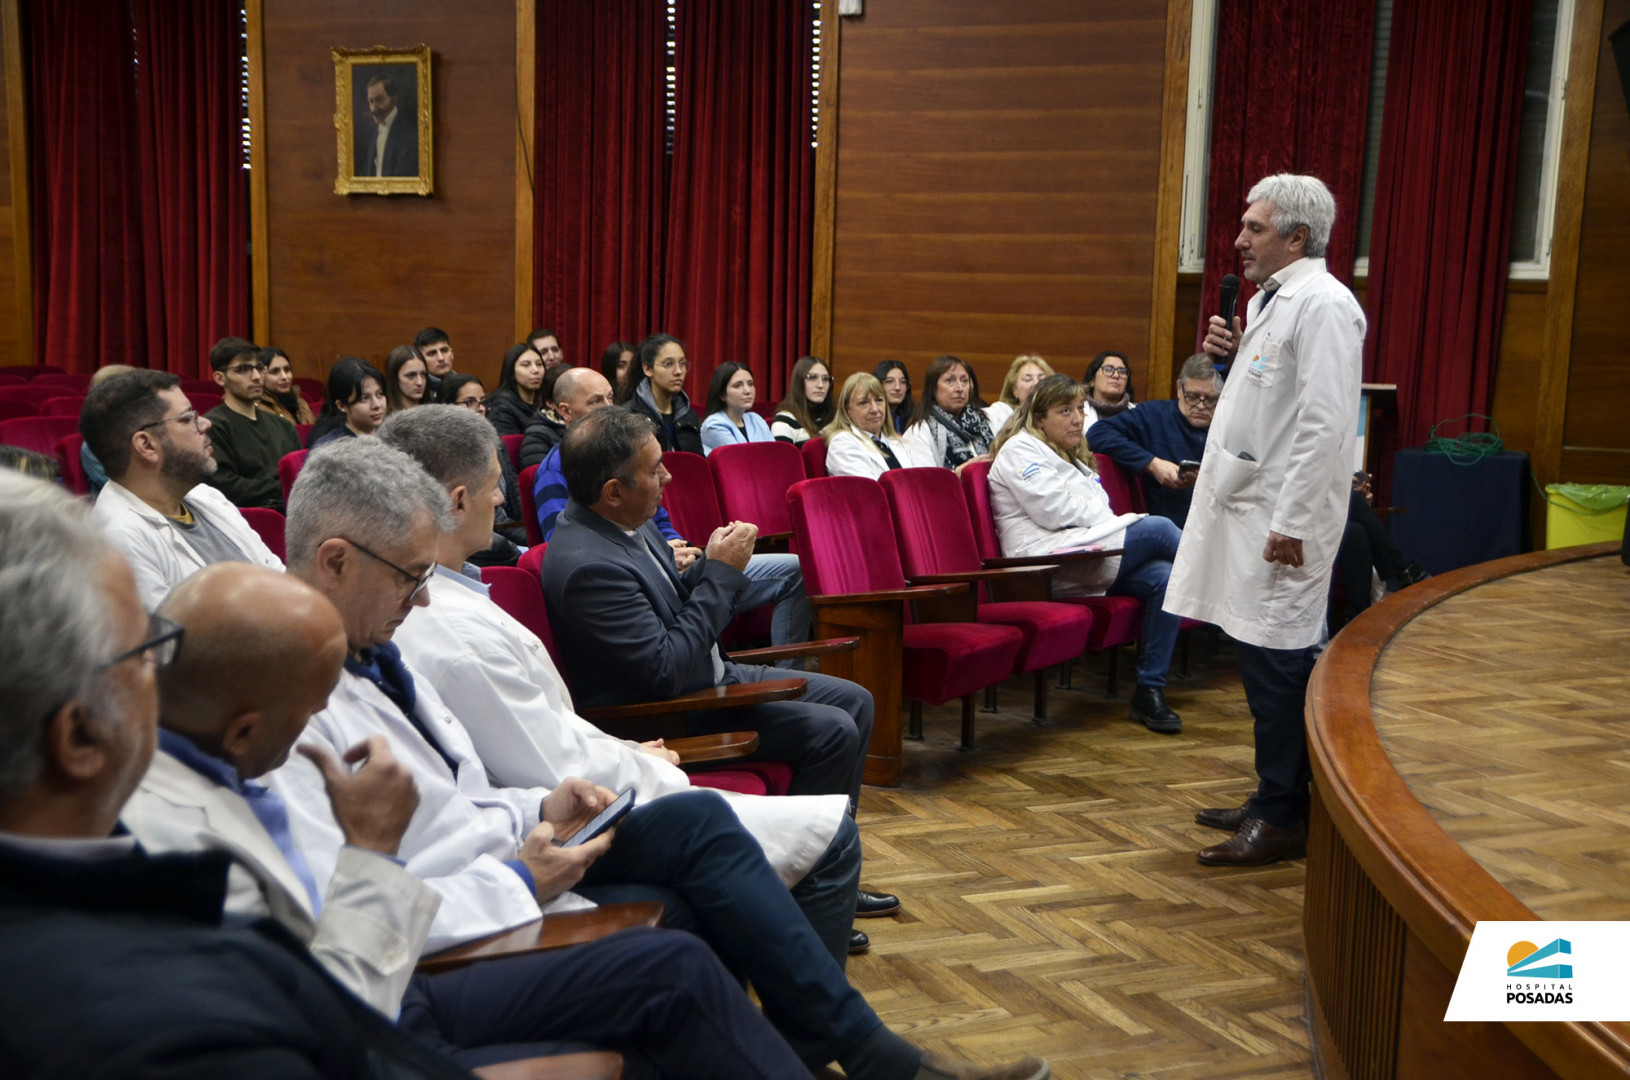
[[1088, 399, 1211, 528]]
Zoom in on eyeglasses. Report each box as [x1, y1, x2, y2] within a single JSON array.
[[342, 538, 435, 602], [805, 373, 833, 384], [454, 396, 487, 413], [137, 409, 202, 432], [653, 358, 689, 371], [1098, 366, 1129, 377], [100, 613, 185, 671], [227, 363, 266, 376], [1180, 389, 1221, 407]]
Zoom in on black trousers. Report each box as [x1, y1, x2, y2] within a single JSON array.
[[1238, 642, 1322, 828], [1337, 490, 1411, 620]]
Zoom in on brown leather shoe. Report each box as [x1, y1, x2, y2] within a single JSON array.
[[916, 1051, 1051, 1080], [1196, 818, 1307, 866], [1194, 802, 1251, 833]]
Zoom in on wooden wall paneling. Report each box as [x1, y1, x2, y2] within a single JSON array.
[[260, 1, 518, 387], [1146, 0, 1192, 399], [1, 0, 30, 367], [827, 0, 1168, 394], [1533, 0, 1605, 494], [247, 0, 269, 343], [513, 0, 533, 343], [809, 0, 841, 363]]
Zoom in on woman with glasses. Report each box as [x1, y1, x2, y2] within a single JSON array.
[[625, 333, 703, 454], [1081, 350, 1136, 433], [437, 372, 488, 413], [982, 354, 1055, 435], [484, 343, 548, 438], [901, 354, 995, 473], [434, 373, 527, 549], [771, 356, 835, 446], [989, 374, 1185, 734], [699, 362, 773, 455], [872, 360, 914, 434], [307, 359, 388, 449]]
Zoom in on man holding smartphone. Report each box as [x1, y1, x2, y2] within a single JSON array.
[[1086, 353, 1221, 528]]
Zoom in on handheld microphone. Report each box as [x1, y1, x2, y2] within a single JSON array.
[[1218, 274, 1240, 325]]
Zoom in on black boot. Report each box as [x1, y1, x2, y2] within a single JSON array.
[[1129, 685, 1181, 734]]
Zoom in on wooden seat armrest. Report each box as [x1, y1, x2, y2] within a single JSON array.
[[984, 547, 1125, 569], [667, 731, 760, 765], [579, 678, 806, 723], [907, 567, 1054, 585], [417, 901, 665, 976], [473, 1051, 624, 1080], [811, 582, 967, 605], [729, 635, 861, 664]]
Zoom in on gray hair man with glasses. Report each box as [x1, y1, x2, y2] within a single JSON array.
[[82, 369, 282, 611], [1086, 353, 1223, 528]]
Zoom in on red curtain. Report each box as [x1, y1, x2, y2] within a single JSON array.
[[1196, 0, 1376, 352], [665, 0, 815, 404], [26, 0, 248, 375], [1363, 0, 1533, 445], [533, 0, 669, 369]]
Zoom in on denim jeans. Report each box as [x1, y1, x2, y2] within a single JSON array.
[[738, 553, 812, 650], [1106, 515, 1182, 689]]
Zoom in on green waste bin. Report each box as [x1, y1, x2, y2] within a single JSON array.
[[1544, 484, 1630, 549]]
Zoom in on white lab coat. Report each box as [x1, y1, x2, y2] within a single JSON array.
[[982, 401, 1014, 435], [121, 749, 440, 1017], [94, 479, 283, 611], [1081, 398, 1133, 436], [393, 569, 845, 887], [265, 667, 594, 954], [823, 428, 930, 481], [1165, 256, 1364, 649], [987, 430, 1142, 595]]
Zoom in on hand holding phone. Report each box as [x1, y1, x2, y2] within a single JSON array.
[[555, 788, 636, 848]]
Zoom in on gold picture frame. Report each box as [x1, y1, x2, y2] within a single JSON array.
[[333, 45, 433, 196]]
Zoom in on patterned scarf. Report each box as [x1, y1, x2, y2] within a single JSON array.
[[926, 404, 994, 468]]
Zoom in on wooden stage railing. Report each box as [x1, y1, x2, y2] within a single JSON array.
[[1304, 541, 1630, 1080]]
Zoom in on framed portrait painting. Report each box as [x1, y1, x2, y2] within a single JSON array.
[[333, 45, 433, 195]]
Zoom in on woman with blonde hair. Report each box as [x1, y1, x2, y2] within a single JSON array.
[[823, 372, 927, 480], [982, 354, 1054, 434], [989, 374, 1184, 733]]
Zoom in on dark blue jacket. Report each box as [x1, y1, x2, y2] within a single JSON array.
[[1087, 399, 1210, 528], [533, 445, 682, 544]]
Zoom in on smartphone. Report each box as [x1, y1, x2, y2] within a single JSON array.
[[1178, 459, 1200, 476], [556, 788, 636, 848]]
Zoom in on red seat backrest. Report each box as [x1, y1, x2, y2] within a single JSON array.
[[1094, 453, 1147, 515], [0, 400, 39, 422], [0, 384, 68, 408], [54, 434, 89, 495], [786, 476, 908, 597], [0, 416, 80, 457], [240, 507, 287, 562], [187, 392, 223, 416], [0, 374, 24, 387], [481, 564, 565, 670], [800, 437, 828, 479], [517, 463, 543, 546], [295, 423, 314, 445], [708, 441, 805, 537], [278, 449, 310, 501], [501, 433, 523, 470], [879, 467, 985, 578], [516, 541, 547, 583], [179, 379, 220, 395], [40, 396, 85, 417], [958, 460, 1003, 563], [661, 450, 722, 544], [293, 377, 327, 404], [32, 373, 92, 393]]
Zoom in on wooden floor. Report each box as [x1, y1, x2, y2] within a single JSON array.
[[1371, 555, 1630, 922], [847, 641, 1315, 1080]]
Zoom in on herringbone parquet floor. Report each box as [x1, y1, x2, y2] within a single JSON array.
[[847, 640, 1314, 1080]]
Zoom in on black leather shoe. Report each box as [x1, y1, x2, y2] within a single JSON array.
[[849, 929, 870, 954], [1197, 818, 1307, 866], [855, 889, 901, 918], [1129, 686, 1181, 733], [1194, 802, 1251, 833]]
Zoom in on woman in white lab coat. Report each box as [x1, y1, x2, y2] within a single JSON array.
[[823, 372, 929, 480], [982, 353, 1053, 435], [901, 354, 996, 471], [988, 374, 1186, 732]]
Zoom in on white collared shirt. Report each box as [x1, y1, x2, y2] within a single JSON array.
[[373, 107, 398, 177]]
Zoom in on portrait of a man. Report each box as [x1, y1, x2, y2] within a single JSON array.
[[333, 46, 433, 196], [354, 66, 418, 178]]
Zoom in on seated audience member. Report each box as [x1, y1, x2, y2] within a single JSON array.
[[485, 342, 547, 437], [529, 327, 565, 365], [873, 359, 914, 435], [124, 563, 812, 1077], [823, 373, 928, 480], [0, 472, 477, 1079], [414, 326, 456, 395], [902, 355, 995, 472], [203, 336, 302, 511], [533, 371, 811, 649], [440, 373, 526, 547], [771, 356, 835, 445], [271, 438, 1037, 1080], [982, 354, 1054, 435], [1336, 472, 1429, 626], [307, 358, 388, 449], [0, 445, 60, 482], [82, 369, 281, 610], [603, 340, 636, 403], [259, 346, 316, 426], [517, 361, 575, 468], [989, 375, 1184, 734], [1081, 351, 1136, 433], [384, 344, 430, 413], [80, 364, 139, 495], [1086, 353, 1218, 527], [543, 408, 865, 801], [700, 362, 774, 454], [625, 333, 704, 454]]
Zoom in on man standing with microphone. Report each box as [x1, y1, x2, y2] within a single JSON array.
[[1166, 174, 1366, 866]]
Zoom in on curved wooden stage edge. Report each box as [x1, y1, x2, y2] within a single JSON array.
[[1305, 541, 1630, 1080]]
